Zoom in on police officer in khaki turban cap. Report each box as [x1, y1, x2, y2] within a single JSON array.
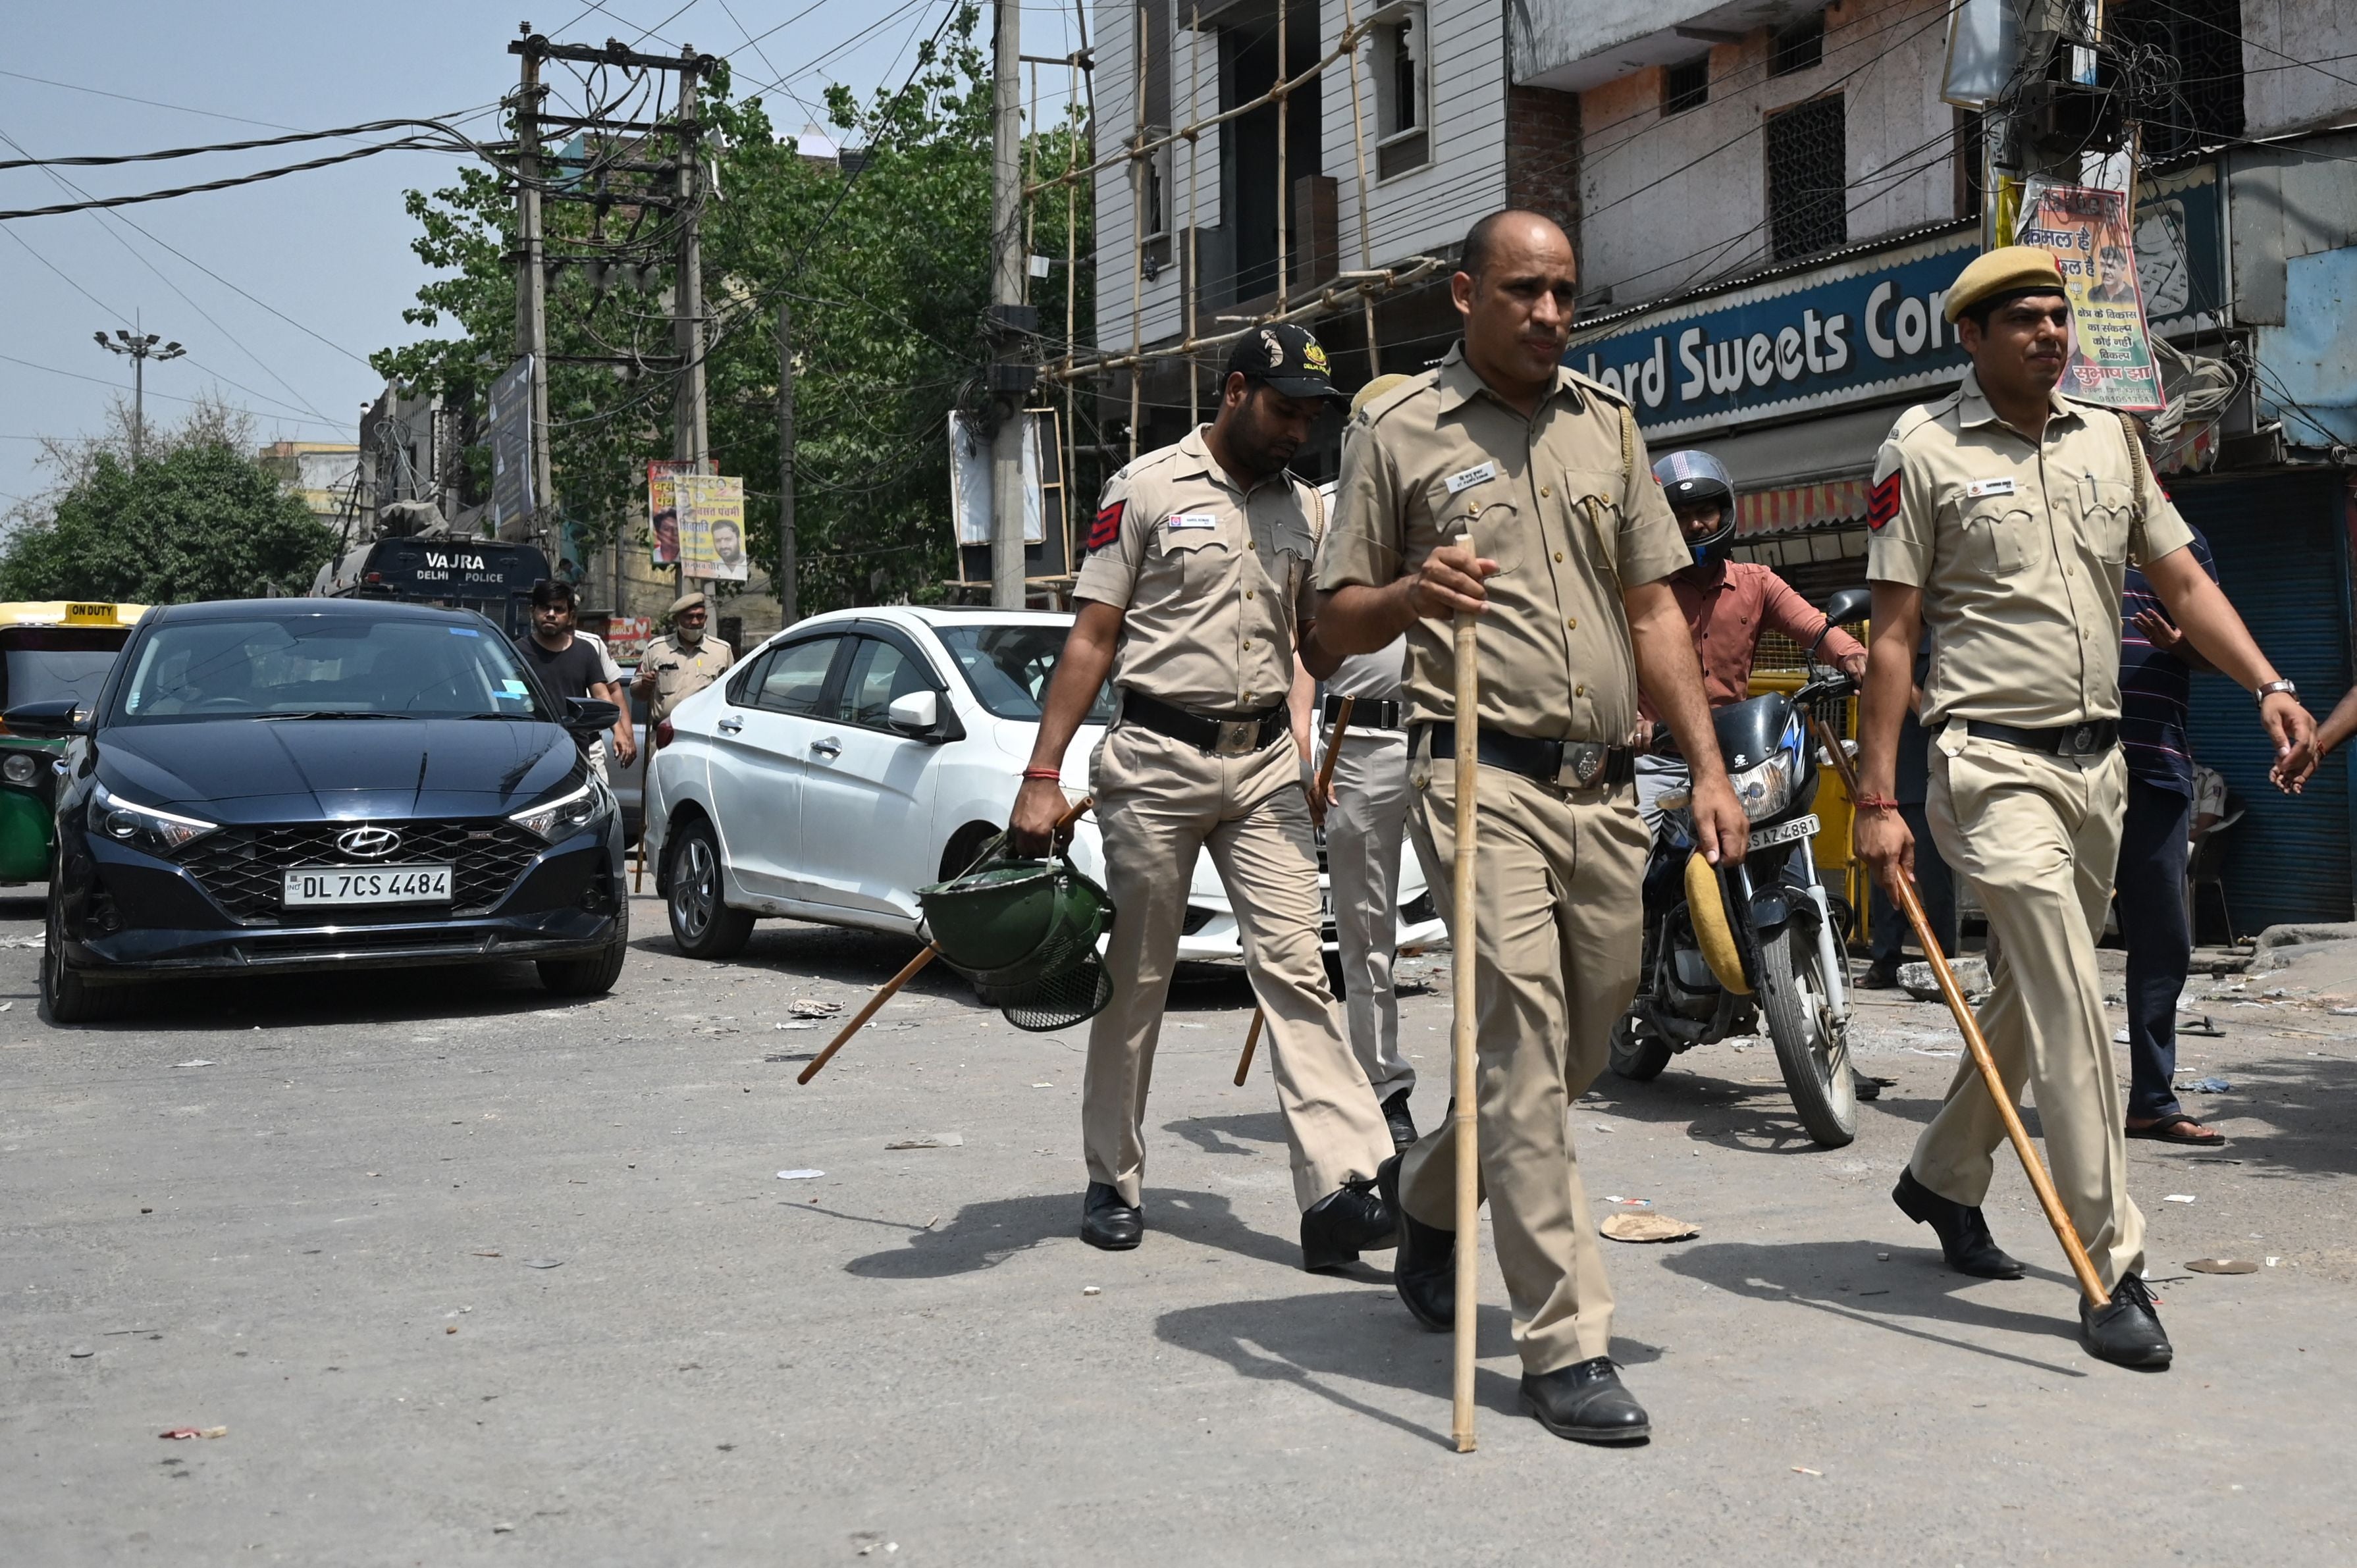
[[633, 591, 735, 725], [1009, 323, 1399, 1272], [1855, 244, 2314, 1369]]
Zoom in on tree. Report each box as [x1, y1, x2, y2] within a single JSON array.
[[373, 5, 1095, 614], [0, 400, 337, 604]]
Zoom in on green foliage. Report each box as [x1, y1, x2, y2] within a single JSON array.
[[0, 404, 337, 604], [373, 5, 1096, 614]]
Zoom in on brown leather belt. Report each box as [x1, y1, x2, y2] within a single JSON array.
[[1416, 721, 1636, 789], [1119, 689, 1288, 757]]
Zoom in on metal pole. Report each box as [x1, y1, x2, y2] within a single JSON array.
[[675, 47, 711, 603], [1126, 6, 1146, 460], [515, 28, 552, 545], [1338, 0, 1381, 371], [1275, 0, 1288, 306], [990, 0, 1030, 608], [776, 298, 798, 627], [132, 350, 145, 464], [1186, 7, 1201, 428]]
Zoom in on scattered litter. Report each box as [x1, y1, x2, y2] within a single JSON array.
[[787, 999, 843, 1019], [777, 1169, 825, 1181], [2164, 1194, 2197, 1204], [520, 1258, 566, 1269], [469, 1250, 501, 1258], [171, 1059, 215, 1069], [2185, 1259, 2258, 1274], [1082, 1286, 1101, 1296], [764, 1053, 816, 1063], [1905, 1047, 1961, 1058], [1792, 1466, 1822, 1476], [68, 1347, 92, 1358], [2111, 1028, 2131, 1045], [2332, 1006, 2357, 1017], [1876, 1252, 1890, 1261], [446, 1325, 459, 1334], [774, 1022, 820, 1032], [2266, 1257, 2281, 1267], [1857, 1289, 1888, 1297], [2177, 1016, 2225, 1037], [1601, 1213, 1700, 1243], [1589, 1122, 1616, 1133], [884, 1132, 964, 1150], [1173, 1023, 1205, 1030], [1, 1001, 11, 1011], [492, 1523, 515, 1534], [159, 1426, 228, 1440], [1030, 1082, 1055, 1089], [1601, 1196, 1653, 1207], [2181, 1076, 2233, 1093]]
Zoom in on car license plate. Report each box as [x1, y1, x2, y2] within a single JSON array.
[[282, 865, 454, 906], [1747, 814, 1820, 851]]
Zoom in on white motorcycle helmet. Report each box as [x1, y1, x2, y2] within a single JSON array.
[[1653, 449, 1738, 565]]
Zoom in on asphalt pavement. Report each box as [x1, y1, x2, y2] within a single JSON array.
[[6, 888, 2355, 1565]]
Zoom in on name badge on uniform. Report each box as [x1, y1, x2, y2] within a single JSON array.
[[1444, 462, 1497, 494], [1965, 477, 2017, 498], [1165, 513, 1217, 531]]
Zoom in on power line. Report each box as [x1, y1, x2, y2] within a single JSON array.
[[0, 135, 460, 221], [0, 349, 346, 428]]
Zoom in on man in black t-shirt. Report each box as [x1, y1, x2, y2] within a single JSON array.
[[514, 579, 636, 779]]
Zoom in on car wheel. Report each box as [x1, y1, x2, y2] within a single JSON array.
[[665, 816, 753, 959], [539, 897, 629, 997], [41, 897, 122, 1024]]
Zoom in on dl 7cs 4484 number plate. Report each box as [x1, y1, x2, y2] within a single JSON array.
[[282, 865, 454, 907]]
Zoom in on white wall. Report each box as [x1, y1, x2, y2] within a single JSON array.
[[1326, 0, 1507, 273], [2243, 1, 2357, 138], [1573, 0, 1959, 307], [1092, 5, 1222, 352]]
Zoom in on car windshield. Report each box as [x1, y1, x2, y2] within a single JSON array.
[[111, 615, 554, 725], [2, 632, 126, 710], [934, 623, 1116, 724]]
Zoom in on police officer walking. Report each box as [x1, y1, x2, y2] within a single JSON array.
[[1009, 325, 1398, 1272], [632, 591, 735, 726], [1854, 247, 2314, 1371], [1316, 210, 1749, 1444]]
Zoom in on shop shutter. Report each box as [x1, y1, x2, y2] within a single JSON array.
[[2175, 473, 2354, 933]]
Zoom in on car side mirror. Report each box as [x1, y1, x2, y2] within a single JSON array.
[[5, 699, 88, 739], [562, 696, 622, 735], [1820, 587, 1872, 628], [887, 689, 940, 737]]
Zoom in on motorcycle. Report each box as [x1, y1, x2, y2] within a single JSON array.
[[1609, 585, 1872, 1148]]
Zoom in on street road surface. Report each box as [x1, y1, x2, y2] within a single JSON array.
[[6, 889, 2354, 1563]]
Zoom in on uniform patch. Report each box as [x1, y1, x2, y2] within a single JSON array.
[[1088, 499, 1125, 552], [1165, 513, 1217, 531], [1867, 470, 1901, 531], [1965, 477, 2017, 498], [1444, 462, 1497, 494]]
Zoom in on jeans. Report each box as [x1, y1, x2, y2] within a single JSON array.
[[1869, 802, 1957, 964], [2115, 775, 2192, 1122]]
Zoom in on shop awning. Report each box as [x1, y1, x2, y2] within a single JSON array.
[[1737, 479, 1870, 537]]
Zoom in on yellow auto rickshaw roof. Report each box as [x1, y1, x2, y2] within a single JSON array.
[[0, 600, 151, 629]]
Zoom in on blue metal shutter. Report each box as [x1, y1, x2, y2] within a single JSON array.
[[2177, 472, 2353, 932]]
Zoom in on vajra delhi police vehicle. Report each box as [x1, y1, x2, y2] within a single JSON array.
[[0, 601, 148, 885], [14, 598, 629, 1022], [309, 499, 552, 638], [1610, 585, 1873, 1149]]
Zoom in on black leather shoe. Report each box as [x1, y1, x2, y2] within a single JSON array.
[[1859, 956, 1902, 989], [1892, 1168, 2026, 1279], [1079, 1182, 1142, 1251], [1378, 1153, 1454, 1330], [2080, 1272, 2173, 1369], [1381, 1089, 1417, 1152], [1300, 1176, 1397, 1272], [1518, 1357, 1651, 1444]]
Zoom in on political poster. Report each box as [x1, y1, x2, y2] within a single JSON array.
[[2017, 176, 2164, 411], [677, 473, 749, 582], [645, 458, 710, 567], [489, 357, 535, 534]]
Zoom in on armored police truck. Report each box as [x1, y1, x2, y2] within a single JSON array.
[[310, 534, 550, 638]]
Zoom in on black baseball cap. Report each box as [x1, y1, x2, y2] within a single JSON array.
[[1225, 323, 1348, 404]]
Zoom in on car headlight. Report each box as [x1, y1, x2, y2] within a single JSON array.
[[1727, 752, 1797, 823], [88, 781, 219, 854], [1, 753, 38, 787], [509, 778, 604, 841]]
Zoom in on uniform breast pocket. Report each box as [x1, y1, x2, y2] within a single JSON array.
[[2082, 477, 2136, 563], [1966, 506, 2035, 574], [1565, 471, 1624, 585], [1435, 492, 1525, 579], [1151, 524, 1236, 596]]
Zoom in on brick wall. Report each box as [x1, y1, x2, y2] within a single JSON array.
[[1505, 83, 1581, 257]]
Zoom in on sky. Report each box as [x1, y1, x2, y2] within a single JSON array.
[[0, 0, 1088, 513]]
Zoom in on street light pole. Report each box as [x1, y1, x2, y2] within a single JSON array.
[[93, 327, 186, 462]]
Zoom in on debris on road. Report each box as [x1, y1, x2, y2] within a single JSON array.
[[171, 1059, 215, 1068], [885, 1133, 963, 1149], [1601, 1195, 1653, 1207], [521, 1258, 566, 1268], [1082, 1286, 1101, 1296], [68, 1346, 92, 1358], [159, 1426, 228, 1440], [2182, 1076, 2233, 1093], [775, 1022, 820, 1031], [1601, 1213, 1700, 1242], [469, 1250, 501, 1257], [787, 999, 844, 1019], [1792, 1465, 1822, 1476], [2164, 1194, 2197, 1203], [2186, 1259, 2259, 1274], [777, 1168, 825, 1180]]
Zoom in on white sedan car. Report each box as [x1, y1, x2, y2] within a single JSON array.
[[640, 606, 1444, 964]]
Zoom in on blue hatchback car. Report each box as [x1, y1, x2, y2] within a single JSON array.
[[14, 597, 629, 1021]]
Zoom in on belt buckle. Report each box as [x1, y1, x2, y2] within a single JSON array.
[[1214, 718, 1258, 757], [2066, 723, 2096, 756], [1556, 741, 1607, 788]]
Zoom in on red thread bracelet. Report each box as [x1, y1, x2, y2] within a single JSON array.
[[1020, 767, 1063, 782], [1852, 793, 1901, 812]]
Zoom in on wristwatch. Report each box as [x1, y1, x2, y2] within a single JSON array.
[[2254, 678, 2298, 704]]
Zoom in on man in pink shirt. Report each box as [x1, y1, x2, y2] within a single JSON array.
[[1633, 450, 1868, 831]]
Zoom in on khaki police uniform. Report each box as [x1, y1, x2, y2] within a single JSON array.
[[1317, 637, 1418, 1101], [639, 632, 734, 724], [1075, 425, 1393, 1212], [1868, 366, 2193, 1290], [1320, 344, 1688, 1372]]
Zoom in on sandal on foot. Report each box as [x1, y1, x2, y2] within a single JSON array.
[[2126, 1113, 2225, 1147]]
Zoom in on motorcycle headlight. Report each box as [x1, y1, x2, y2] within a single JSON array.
[[1727, 752, 1797, 823], [88, 781, 219, 854], [509, 778, 604, 841]]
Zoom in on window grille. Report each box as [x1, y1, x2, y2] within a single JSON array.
[[2106, 0, 2244, 157], [1373, 5, 1429, 177], [1766, 94, 1847, 261], [1771, 13, 1824, 76], [1663, 55, 1709, 115]]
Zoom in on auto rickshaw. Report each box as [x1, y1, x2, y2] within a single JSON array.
[[0, 601, 149, 883]]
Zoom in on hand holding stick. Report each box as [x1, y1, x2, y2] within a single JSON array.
[[1815, 715, 2108, 1307], [1234, 698, 1355, 1085], [799, 795, 1093, 1086]]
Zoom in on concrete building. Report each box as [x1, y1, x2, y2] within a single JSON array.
[[256, 440, 360, 534]]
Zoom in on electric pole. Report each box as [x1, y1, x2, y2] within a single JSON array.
[[675, 44, 712, 604], [512, 22, 552, 545], [93, 326, 184, 463], [987, 0, 1034, 609], [776, 298, 798, 627]]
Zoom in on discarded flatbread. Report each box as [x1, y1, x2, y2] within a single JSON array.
[[2184, 1257, 2259, 1275], [1601, 1213, 1701, 1243]]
